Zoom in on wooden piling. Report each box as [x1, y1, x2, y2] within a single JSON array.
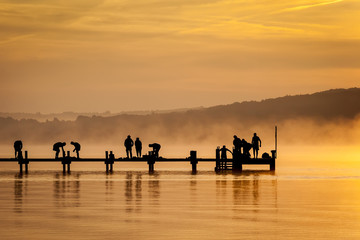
[[148, 162, 154, 172], [192, 163, 197, 172], [270, 159, 275, 171], [18, 150, 24, 174], [105, 151, 109, 172], [215, 147, 220, 171], [109, 151, 114, 172], [190, 151, 197, 172], [25, 151, 28, 173], [275, 126, 277, 158], [147, 160, 155, 172], [61, 151, 71, 173], [67, 151, 71, 173], [238, 160, 243, 171]]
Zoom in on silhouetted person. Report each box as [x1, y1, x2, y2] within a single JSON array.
[[149, 143, 161, 158], [71, 141, 81, 158], [109, 151, 115, 160], [124, 135, 134, 158], [220, 145, 232, 160], [242, 139, 252, 158], [251, 133, 262, 159], [135, 137, 142, 157], [233, 135, 242, 154], [53, 142, 66, 159], [14, 140, 23, 159]]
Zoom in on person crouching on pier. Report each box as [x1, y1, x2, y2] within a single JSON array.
[[71, 141, 81, 158], [233, 135, 242, 158], [14, 140, 23, 159], [53, 142, 66, 159], [149, 143, 161, 158], [124, 135, 134, 158], [242, 139, 252, 158]]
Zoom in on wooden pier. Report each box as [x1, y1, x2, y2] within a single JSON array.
[[0, 149, 276, 173]]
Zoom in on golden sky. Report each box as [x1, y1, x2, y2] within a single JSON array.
[[0, 0, 359, 112]]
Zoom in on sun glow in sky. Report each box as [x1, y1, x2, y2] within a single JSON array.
[[0, 0, 359, 112]]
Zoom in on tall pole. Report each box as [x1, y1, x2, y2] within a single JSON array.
[[275, 126, 278, 158]]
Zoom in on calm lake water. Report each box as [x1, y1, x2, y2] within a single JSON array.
[[1, 146, 360, 239]]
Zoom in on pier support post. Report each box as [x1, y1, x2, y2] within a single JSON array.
[[239, 162, 243, 171], [105, 151, 109, 172], [215, 147, 220, 172], [18, 150, 25, 174], [61, 151, 71, 173], [146, 151, 156, 173], [67, 151, 71, 173], [147, 159, 155, 173], [105, 151, 114, 173], [25, 151, 28, 173], [148, 162, 154, 172], [270, 159, 275, 171], [109, 151, 114, 173], [270, 150, 276, 171], [192, 163, 197, 172], [190, 151, 197, 173]]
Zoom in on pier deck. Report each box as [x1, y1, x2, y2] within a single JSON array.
[[0, 152, 275, 173]]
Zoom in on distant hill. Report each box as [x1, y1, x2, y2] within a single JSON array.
[[1, 88, 360, 145], [205, 87, 360, 120]]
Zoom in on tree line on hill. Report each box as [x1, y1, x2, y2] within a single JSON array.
[[1, 88, 359, 145]]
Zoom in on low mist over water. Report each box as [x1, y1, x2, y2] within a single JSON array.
[[1, 89, 360, 150]]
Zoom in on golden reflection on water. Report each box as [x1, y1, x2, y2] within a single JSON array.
[[3, 168, 360, 239], [14, 173, 28, 213], [2, 144, 360, 239], [53, 173, 80, 208]]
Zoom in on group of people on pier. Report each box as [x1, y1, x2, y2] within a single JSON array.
[[53, 141, 81, 158], [124, 135, 161, 159], [51, 135, 161, 159], [13, 136, 161, 160], [13, 133, 261, 160], [219, 133, 262, 160]]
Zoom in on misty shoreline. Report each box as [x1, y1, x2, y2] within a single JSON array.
[[1, 88, 360, 145]]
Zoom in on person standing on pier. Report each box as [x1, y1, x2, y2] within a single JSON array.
[[124, 135, 134, 158], [220, 145, 232, 160], [251, 133, 262, 159], [149, 143, 161, 158], [135, 137, 142, 158], [53, 142, 66, 159], [71, 141, 81, 158], [13, 140, 23, 159]]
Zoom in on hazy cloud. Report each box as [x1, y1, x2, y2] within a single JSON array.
[[0, 0, 359, 112]]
